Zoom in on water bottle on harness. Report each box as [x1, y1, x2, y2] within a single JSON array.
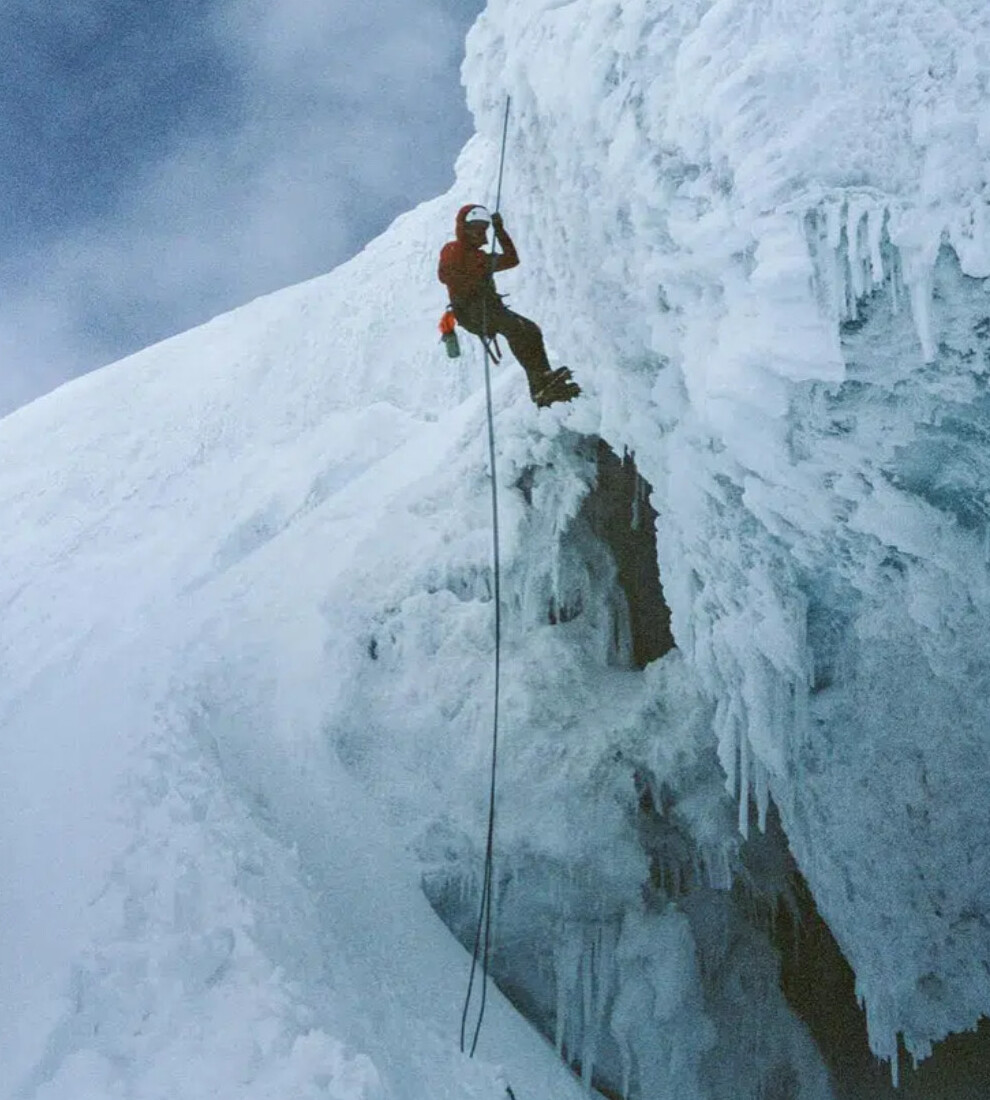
[[438, 308, 460, 359]]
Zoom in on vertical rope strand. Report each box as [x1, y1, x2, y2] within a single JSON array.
[[494, 97, 511, 214], [460, 95, 511, 1058]]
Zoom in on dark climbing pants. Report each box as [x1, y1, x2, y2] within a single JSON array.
[[452, 297, 553, 398]]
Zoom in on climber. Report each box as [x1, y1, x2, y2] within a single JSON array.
[[438, 204, 580, 408]]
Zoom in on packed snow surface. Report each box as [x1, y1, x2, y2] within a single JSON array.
[[0, 217, 602, 1100], [4, 1, 990, 1098]]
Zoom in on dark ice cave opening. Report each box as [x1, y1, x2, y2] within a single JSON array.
[[759, 806, 990, 1100]]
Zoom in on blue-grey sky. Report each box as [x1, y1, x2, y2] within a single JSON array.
[[0, 0, 484, 415]]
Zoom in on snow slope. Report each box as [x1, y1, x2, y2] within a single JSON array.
[[5, 1, 990, 1098], [0, 201, 609, 1100]]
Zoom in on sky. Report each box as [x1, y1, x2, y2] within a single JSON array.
[[0, 0, 484, 416]]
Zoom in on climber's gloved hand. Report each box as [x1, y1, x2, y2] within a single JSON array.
[[491, 211, 505, 233]]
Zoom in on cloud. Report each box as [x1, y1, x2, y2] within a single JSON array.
[[0, 0, 482, 417]]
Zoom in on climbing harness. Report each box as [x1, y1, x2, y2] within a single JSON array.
[[481, 330, 503, 366], [460, 94, 511, 1060], [439, 306, 502, 365]]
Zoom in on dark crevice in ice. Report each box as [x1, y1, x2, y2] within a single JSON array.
[[768, 810, 990, 1099], [582, 439, 674, 667]]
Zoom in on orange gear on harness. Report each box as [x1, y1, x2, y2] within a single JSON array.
[[438, 308, 460, 358]]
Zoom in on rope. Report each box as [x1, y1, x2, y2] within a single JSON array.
[[460, 94, 511, 1059]]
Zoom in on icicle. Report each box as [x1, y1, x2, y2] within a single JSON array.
[[754, 757, 769, 833], [611, 595, 633, 667], [554, 936, 568, 1058], [489, 861, 502, 962], [835, 208, 853, 322], [863, 990, 900, 1088], [619, 1050, 631, 1100], [826, 201, 843, 250], [596, 926, 615, 1083], [793, 678, 809, 747], [890, 250, 901, 315], [847, 201, 868, 304], [554, 926, 582, 1061], [867, 205, 885, 287], [581, 931, 596, 1091], [908, 269, 937, 362], [715, 696, 737, 798], [706, 844, 731, 891], [901, 244, 938, 361], [551, 529, 562, 617], [824, 224, 844, 322], [738, 728, 750, 838]]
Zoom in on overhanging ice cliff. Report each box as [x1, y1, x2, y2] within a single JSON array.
[[465, 0, 990, 1078]]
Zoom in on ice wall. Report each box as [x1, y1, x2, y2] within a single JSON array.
[[459, 0, 990, 1073]]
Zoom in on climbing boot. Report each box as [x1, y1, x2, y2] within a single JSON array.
[[533, 367, 581, 408]]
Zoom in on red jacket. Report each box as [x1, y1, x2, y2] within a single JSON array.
[[437, 204, 519, 304]]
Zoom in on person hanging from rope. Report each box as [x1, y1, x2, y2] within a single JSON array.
[[438, 204, 580, 408]]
